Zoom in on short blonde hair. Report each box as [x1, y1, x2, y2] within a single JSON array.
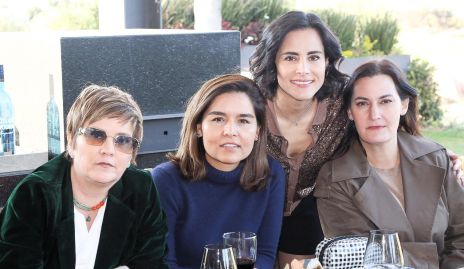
[[66, 84, 143, 164]]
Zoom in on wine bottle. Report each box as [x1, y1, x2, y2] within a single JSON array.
[[47, 74, 61, 160], [0, 64, 15, 156]]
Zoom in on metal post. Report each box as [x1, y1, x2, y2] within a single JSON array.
[[124, 0, 162, 29]]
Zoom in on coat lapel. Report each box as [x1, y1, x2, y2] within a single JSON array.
[[331, 133, 446, 243], [54, 166, 76, 269], [398, 133, 445, 242], [93, 180, 136, 268], [333, 140, 415, 240], [353, 167, 415, 241], [54, 216, 75, 268]]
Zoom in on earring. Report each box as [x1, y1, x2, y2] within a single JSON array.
[[197, 132, 202, 138]]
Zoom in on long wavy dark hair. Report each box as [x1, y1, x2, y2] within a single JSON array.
[[249, 11, 349, 100], [336, 59, 420, 156]]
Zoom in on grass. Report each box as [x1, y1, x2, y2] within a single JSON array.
[[422, 126, 464, 156]]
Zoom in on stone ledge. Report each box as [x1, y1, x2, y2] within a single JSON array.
[[0, 152, 48, 174]]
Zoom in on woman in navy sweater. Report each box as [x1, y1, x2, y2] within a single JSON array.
[[152, 74, 285, 269]]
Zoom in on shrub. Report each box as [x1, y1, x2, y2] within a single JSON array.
[[162, 0, 288, 44], [358, 14, 400, 55], [407, 58, 443, 126], [311, 10, 400, 57], [162, 0, 194, 29], [222, 0, 288, 44], [316, 10, 357, 51]]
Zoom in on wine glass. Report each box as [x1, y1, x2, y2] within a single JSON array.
[[223, 232, 257, 269], [200, 244, 238, 269], [363, 229, 404, 269]]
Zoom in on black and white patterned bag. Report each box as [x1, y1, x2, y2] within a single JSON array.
[[315, 235, 368, 269]]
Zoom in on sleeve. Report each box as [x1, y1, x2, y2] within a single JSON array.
[[126, 170, 169, 269], [314, 162, 374, 238], [151, 165, 191, 269], [0, 176, 48, 268], [255, 159, 286, 269], [440, 150, 464, 269]]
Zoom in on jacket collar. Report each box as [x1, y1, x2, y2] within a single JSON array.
[[44, 155, 76, 269], [331, 132, 443, 181], [330, 132, 445, 241]]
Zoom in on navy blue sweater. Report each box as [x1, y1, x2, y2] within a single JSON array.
[[152, 158, 285, 269]]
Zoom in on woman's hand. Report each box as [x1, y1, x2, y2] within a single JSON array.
[[448, 150, 464, 186], [282, 259, 323, 269]]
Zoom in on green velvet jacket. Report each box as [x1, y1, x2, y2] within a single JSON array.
[[0, 154, 169, 269]]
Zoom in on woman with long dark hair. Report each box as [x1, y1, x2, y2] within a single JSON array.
[[316, 59, 464, 268]]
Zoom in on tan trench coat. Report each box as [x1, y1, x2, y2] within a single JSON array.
[[314, 132, 464, 269]]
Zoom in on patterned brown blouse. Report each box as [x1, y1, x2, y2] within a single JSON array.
[[266, 94, 348, 215]]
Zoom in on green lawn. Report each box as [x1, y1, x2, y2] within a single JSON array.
[[422, 127, 464, 156]]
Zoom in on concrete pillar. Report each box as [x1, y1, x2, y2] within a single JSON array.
[[194, 0, 222, 31], [99, 0, 162, 30], [99, 0, 125, 30]]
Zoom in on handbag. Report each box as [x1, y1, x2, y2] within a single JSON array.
[[315, 235, 368, 269]]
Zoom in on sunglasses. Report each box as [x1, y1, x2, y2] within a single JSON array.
[[78, 127, 140, 154]]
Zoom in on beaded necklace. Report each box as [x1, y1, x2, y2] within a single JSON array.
[[73, 196, 107, 222]]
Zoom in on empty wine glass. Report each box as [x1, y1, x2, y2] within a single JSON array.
[[223, 232, 257, 269], [363, 230, 404, 269], [200, 244, 237, 269]]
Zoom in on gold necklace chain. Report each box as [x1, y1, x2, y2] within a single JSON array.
[[274, 100, 313, 126]]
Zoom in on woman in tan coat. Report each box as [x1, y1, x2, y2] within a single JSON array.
[[315, 59, 464, 268]]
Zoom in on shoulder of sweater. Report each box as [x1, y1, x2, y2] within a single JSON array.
[[152, 161, 184, 187], [267, 156, 283, 172], [152, 161, 178, 177], [266, 156, 285, 186], [152, 161, 177, 172]]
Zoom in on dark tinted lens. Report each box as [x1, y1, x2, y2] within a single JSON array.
[[114, 135, 133, 153], [80, 127, 137, 154], [85, 128, 107, 145]]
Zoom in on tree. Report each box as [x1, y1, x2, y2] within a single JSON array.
[[407, 58, 443, 126], [0, 0, 98, 31]]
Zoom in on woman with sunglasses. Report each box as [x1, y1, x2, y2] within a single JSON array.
[[0, 85, 168, 268], [152, 74, 286, 269]]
